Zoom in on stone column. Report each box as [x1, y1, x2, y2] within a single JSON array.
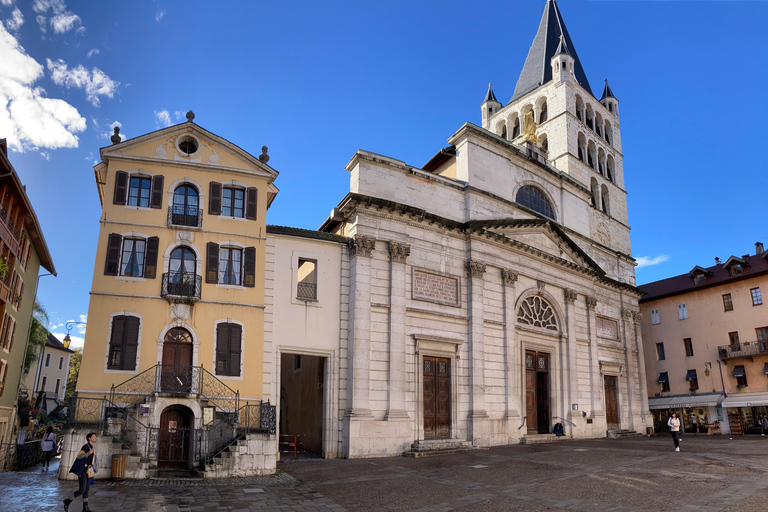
[[633, 311, 651, 429], [385, 242, 410, 421], [620, 307, 636, 431], [345, 235, 376, 420], [501, 270, 519, 424], [585, 296, 601, 420], [466, 259, 488, 444], [563, 289, 579, 435]]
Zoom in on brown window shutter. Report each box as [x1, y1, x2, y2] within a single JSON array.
[[113, 171, 128, 204], [209, 182, 222, 215], [122, 316, 140, 371], [17, 282, 24, 306], [216, 322, 230, 375], [1, 314, 8, 349], [206, 242, 219, 283], [244, 247, 256, 287], [245, 187, 258, 220], [104, 234, 122, 276], [228, 324, 242, 377], [0, 361, 6, 396], [108, 315, 126, 369], [144, 237, 159, 278], [150, 175, 164, 209], [7, 319, 16, 353]]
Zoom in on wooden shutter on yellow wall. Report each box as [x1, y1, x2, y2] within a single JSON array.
[[144, 237, 159, 278], [206, 242, 219, 283], [104, 234, 122, 276], [150, 175, 164, 209], [209, 182, 222, 215], [113, 171, 128, 204], [245, 188, 257, 220], [244, 247, 255, 287]]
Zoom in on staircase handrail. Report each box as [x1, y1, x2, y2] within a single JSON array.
[[110, 364, 161, 404], [198, 365, 239, 411]]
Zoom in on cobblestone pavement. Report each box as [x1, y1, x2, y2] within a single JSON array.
[[1, 436, 768, 511]]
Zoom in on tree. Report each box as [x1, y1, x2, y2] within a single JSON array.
[[24, 300, 49, 372], [64, 348, 82, 401]]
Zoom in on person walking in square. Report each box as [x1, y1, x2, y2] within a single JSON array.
[[63, 432, 96, 512], [41, 426, 56, 472], [758, 414, 767, 436], [691, 413, 698, 435], [668, 412, 681, 452]]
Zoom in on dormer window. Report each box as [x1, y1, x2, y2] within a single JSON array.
[[695, 274, 706, 285], [733, 264, 743, 275], [688, 266, 712, 285]]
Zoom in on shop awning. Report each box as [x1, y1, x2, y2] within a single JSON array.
[[648, 393, 723, 410], [721, 393, 768, 408], [685, 370, 697, 381], [658, 373, 668, 383], [733, 365, 746, 378]]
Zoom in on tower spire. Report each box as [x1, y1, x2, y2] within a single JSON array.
[[600, 79, 616, 100], [484, 83, 498, 103], [511, 0, 593, 102]]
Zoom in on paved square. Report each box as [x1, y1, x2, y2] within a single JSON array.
[[1, 436, 767, 511]]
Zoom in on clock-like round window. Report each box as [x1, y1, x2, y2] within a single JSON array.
[[176, 135, 201, 157]]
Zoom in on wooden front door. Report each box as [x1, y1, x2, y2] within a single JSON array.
[[604, 375, 619, 429], [161, 342, 193, 393], [423, 356, 450, 439], [158, 406, 191, 468], [525, 351, 550, 434]]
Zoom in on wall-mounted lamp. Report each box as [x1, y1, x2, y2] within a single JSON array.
[[704, 362, 712, 377]]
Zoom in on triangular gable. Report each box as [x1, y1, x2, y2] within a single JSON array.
[[687, 266, 712, 278], [469, 218, 605, 275], [99, 121, 278, 180], [723, 256, 748, 268]]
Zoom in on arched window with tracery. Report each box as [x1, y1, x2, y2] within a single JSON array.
[[517, 296, 558, 331], [516, 185, 555, 220]]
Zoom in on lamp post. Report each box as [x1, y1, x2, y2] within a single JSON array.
[[62, 321, 87, 349]]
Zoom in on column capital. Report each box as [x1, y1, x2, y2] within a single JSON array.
[[387, 242, 410, 264], [632, 311, 643, 324], [465, 259, 487, 278], [348, 235, 376, 258], [501, 269, 518, 285], [563, 288, 578, 304], [621, 308, 634, 320], [585, 295, 598, 310]]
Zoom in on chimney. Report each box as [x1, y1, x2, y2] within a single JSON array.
[[715, 257, 721, 265], [757, 242, 765, 255]]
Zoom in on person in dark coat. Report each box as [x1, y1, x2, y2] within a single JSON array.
[[63, 432, 96, 512]]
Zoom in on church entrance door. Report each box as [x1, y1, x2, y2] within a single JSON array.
[[423, 356, 450, 439], [604, 375, 619, 429], [525, 351, 550, 434]]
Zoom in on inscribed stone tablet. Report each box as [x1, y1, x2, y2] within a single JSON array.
[[412, 270, 459, 306], [596, 317, 618, 340]]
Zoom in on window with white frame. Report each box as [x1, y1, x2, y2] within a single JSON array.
[[297, 259, 317, 300], [218, 247, 243, 285], [752, 288, 762, 306], [651, 308, 660, 325], [45, 353, 51, 367], [58, 356, 64, 370], [120, 238, 146, 277], [678, 303, 688, 320]]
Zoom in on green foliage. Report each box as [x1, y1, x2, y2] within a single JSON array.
[[64, 348, 82, 401], [24, 300, 50, 373], [0, 258, 8, 280]]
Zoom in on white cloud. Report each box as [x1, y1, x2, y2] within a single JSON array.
[[155, 9, 165, 22], [35, 15, 46, 33], [32, 1, 83, 34], [85, 151, 97, 164], [46, 58, 119, 107], [86, 48, 98, 58], [5, 8, 23, 31], [154, 109, 171, 128], [40, 150, 49, 160], [101, 120, 124, 141], [636, 254, 670, 268], [1, 0, 14, 7], [50, 11, 80, 33], [0, 23, 85, 151], [174, 110, 184, 122]]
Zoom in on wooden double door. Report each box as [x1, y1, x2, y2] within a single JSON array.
[[158, 406, 192, 468], [525, 351, 550, 434], [423, 356, 450, 439], [161, 328, 194, 393], [604, 375, 619, 429]]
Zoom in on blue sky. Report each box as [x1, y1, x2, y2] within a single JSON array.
[[0, 0, 766, 348]]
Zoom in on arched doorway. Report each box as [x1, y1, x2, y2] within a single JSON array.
[[161, 327, 194, 393], [158, 405, 193, 468]]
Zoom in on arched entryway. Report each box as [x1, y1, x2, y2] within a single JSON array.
[[161, 327, 194, 393], [158, 405, 193, 468]]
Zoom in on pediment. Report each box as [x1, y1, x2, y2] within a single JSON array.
[[99, 122, 277, 179], [472, 219, 604, 275]]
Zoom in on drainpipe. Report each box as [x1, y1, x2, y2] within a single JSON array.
[[717, 360, 727, 398]]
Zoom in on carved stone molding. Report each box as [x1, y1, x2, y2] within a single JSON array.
[[585, 296, 598, 310], [388, 242, 410, 264], [632, 311, 643, 324], [501, 269, 518, 285], [537, 280, 546, 292], [563, 288, 578, 304], [465, 259, 487, 278], [621, 308, 634, 320], [348, 235, 376, 258]]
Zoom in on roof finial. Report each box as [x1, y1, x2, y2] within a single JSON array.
[[186, 110, 195, 122], [110, 126, 121, 145], [258, 145, 270, 164]]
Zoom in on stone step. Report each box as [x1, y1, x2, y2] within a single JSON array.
[[410, 439, 473, 452], [520, 434, 567, 445], [607, 429, 644, 439]]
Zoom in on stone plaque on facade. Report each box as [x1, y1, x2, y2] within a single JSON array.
[[596, 316, 619, 340], [412, 269, 460, 306]]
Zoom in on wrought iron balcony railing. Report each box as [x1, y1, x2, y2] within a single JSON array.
[[161, 273, 202, 302], [296, 281, 317, 300], [167, 205, 203, 228], [718, 341, 768, 361]]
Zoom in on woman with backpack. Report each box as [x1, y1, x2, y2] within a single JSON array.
[[41, 426, 56, 472], [63, 432, 97, 512]]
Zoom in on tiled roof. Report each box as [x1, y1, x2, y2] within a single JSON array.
[[266, 225, 347, 244], [639, 252, 768, 302]]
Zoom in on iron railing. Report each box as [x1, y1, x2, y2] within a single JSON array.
[[718, 341, 768, 361], [296, 282, 317, 300], [195, 402, 276, 467], [167, 206, 203, 229], [0, 441, 43, 471], [161, 273, 202, 301]]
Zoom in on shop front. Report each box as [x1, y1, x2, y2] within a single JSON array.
[[720, 394, 768, 435], [648, 393, 725, 435]]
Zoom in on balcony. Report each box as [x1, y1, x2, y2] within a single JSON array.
[[0, 208, 20, 256], [718, 341, 768, 361], [297, 281, 317, 300], [167, 205, 203, 229], [161, 272, 202, 303]]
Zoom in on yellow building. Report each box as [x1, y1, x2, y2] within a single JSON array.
[[639, 243, 768, 436], [70, 115, 278, 476]]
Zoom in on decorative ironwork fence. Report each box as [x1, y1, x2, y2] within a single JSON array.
[[161, 273, 202, 301], [718, 341, 768, 360], [167, 206, 203, 228], [0, 441, 44, 471], [296, 282, 317, 300]]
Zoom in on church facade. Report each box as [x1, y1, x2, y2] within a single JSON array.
[[266, 0, 652, 458]]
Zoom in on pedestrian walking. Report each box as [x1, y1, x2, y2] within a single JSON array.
[[668, 412, 681, 452], [758, 414, 767, 436], [63, 432, 97, 512], [691, 413, 698, 435], [41, 426, 56, 472]]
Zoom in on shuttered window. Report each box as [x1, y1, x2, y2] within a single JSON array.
[[113, 171, 163, 208], [107, 315, 140, 371], [0, 360, 7, 397], [215, 322, 242, 377]]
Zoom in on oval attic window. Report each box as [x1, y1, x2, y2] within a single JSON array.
[[177, 135, 199, 156]]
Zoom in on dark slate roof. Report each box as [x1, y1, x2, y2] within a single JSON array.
[[600, 79, 616, 100], [483, 83, 499, 104], [554, 34, 570, 55], [639, 252, 768, 303], [266, 225, 347, 244], [511, 0, 593, 102], [46, 333, 74, 353]]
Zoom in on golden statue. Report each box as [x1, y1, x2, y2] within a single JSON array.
[[522, 111, 538, 144]]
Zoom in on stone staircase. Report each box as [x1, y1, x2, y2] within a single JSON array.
[[520, 434, 568, 445], [607, 429, 644, 439], [199, 434, 276, 478], [403, 439, 485, 458]]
